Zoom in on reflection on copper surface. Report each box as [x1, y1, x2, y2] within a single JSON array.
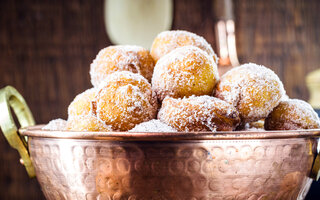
[[215, 19, 240, 76], [22, 126, 320, 200]]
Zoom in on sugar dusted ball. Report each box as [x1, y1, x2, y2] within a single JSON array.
[[152, 46, 219, 101], [66, 115, 113, 132], [42, 119, 67, 131], [129, 119, 177, 132], [90, 45, 155, 87], [151, 30, 218, 63], [68, 88, 97, 117], [265, 99, 320, 130], [215, 63, 286, 123], [158, 95, 240, 132], [95, 71, 158, 131]]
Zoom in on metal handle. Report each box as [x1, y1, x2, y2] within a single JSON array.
[[310, 140, 320, 181], [213, 0, 240, 71], [0, 86, 36, 177], [213, 0, 234, 21]]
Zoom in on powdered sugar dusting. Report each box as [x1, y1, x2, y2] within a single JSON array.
[[215, 63, 286, 122], [281, 94, 289, 101], [152, 46, 219, 101], [243, 126, 265, 132], [68, 88, 97, 117], [95, 71, 158, 131], [90, 45, 154, 87], [129, 119, 177, 132], [66, 114, 113, 132], [158, 95, 240, 132], [243, 120, 265, 131], [266, 99, 320, 130], [42, 118, 67, 131], [285, 99, 319, 124], [151, 30, 218, 63]]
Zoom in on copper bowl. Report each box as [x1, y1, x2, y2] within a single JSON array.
[[1, 86, 320, 200]]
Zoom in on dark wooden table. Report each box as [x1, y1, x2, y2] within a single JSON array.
[[0, 0, 320, 199]]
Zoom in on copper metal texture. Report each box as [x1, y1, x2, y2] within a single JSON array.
[[20, 126, 320, 200]]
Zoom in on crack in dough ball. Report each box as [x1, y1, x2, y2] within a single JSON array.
[[90, 45, 155, 87], [158, 96, 240, 132], [68, 88, 97, 117], [95, 71, 158, 131], [215, 63, 286, 123], [152, 46, 219, 101], [151, 30, 218, 63], [66, 115, 113, 131], [265, 99, 320, 130]]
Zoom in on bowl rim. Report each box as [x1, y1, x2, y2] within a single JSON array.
[[19, 125, 320, 141]]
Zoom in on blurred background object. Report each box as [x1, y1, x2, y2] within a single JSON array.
[[105, 0, 173, 48], [0, 0, 320, 199], [214, 0, 240, 75], [307, 69, 320, 110]]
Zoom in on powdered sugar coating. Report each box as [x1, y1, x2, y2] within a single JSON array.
[[95, 71, 158, 131], [243, 126, 265, 132], [158, 95, 240, 132], [129, 119, 177, 132], [243, 120, 265, 131], [66, 114, 113, 132], [215, 63, 286, 122], [68, 88, 97, 117], [152, 46, 219, 101], [42, 118, 67, 131], [151, 30, 218, 63], [90, 45, 154, 87], [265, 99, 320, 130]]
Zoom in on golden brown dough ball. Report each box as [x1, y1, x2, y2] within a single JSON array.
[[152, 46, 219, 101], [90, 45, 155, 87], [215, 63, 285, 123], [95, 71, 158, 131], [68, 88, 97, 117], [151, 30, 218, 63], [265, 99, 320, 130], [158, 95, 240, 132], [66, 115, 113, 132]]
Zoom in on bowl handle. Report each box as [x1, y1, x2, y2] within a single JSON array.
[[310, 139, 320, 181], [0, 86, 36, 177]]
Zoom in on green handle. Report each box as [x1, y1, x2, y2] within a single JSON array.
[[0, 86, 36, 177]]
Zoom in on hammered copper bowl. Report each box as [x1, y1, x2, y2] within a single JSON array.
[[1, 86, 320, 200]]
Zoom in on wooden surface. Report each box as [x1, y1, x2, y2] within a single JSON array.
[[0, 0, 320, 199]]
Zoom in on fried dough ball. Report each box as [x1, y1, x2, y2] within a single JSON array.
[[152, 46, 219, 101], [90, 45, 155, 87], [66, 115, 113, 132], [151, 30, 218, 63], [68, 88, 97, 117], [158, 96, 240, 132], [95, 71, 158, 131], [265, 99, 320, 130], [215, 63, 286, 123]]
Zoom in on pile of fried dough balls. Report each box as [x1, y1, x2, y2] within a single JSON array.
[[47, 30, 320, 132]]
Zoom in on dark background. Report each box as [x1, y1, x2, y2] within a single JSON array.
[[0, 0, 320, 199]]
